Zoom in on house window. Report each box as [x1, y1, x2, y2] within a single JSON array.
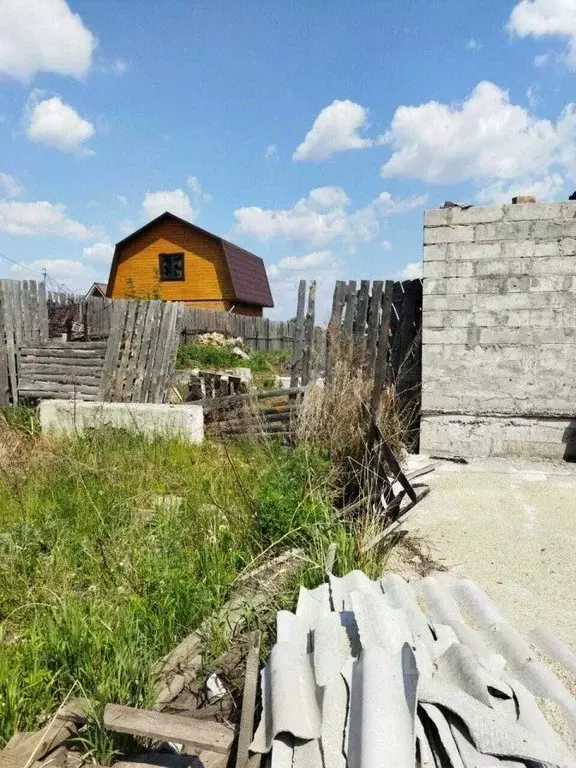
[[159, 252, 185, 281]]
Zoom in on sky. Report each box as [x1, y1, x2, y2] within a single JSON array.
[[1, 0, 576, 318]]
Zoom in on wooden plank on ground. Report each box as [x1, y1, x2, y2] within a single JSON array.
[[370, 280, 394, 418], [289, 279, 306, 387], [0, 721, 77, 768], [364, 280, 383, 379], [103, 704, 234, 755], [235, 632, 261, 768]]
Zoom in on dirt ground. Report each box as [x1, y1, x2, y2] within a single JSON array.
[[389, 456, 576, 652]]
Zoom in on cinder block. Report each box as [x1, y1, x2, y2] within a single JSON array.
[[447, 243, 501, 261], [423, 327, 469, 345], [451, 206, 504, 225], [529, 291, 576, 309], [478, 327, 531, 345], [39, 400, 205, 443], [424, 209, 452, 227], [504, 202, 564, 221], [423, 261, 446, 279], [560, 202, 576, 219], [426, 260, 474, 278], [476, 275, 530, 294], [423, 225, 474, 245], [475, 222, 532, 241], [530, 275, 576, 292], [473, 293, 531, 311], [532, 219, 576, 239], [423, 244, 448, 262], [473, 258, 529, 277], [559, 238, 576, 256], [531, 255, 576, 275], [422, 310, 448, 328], [423, 294, 471, 311], [422, 278, 446, 295], [502, 241, 538, 259]]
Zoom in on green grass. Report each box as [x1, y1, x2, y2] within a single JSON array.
[[0, 421, 384, 760], [176, 343, 290, 375]]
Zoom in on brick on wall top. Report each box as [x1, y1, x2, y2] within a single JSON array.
[[424, 201, 576, 227]]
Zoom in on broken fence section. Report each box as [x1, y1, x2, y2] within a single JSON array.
[[100, 299, 182, 403]]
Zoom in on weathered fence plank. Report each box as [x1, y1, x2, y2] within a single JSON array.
[[290, 280, 306, 387], [301, 280, 316, 386]]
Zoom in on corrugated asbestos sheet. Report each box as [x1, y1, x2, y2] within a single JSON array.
[[250, 571, 576, 767]]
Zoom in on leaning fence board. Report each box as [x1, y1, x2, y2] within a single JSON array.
[[103, 704, 234, 754], [301, 281, 316, 386], [370, 280, 394, 416], [132, 301, 160, 402], [99, 300, 128, 400], [1, 283, 18, 404]]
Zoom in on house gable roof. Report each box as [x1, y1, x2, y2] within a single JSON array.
[[108, 212, 273, 307]]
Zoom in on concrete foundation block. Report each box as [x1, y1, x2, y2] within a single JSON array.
[[475, 222, 532, 241], [532, 220, 576, 239], [423, 244, 448, 262], [424, 209, 452, 227], [424, 226, 474, 245], [420, 414, 576, 460], [447, 243, 502, 261], [504, 202, 563, 221], [451, 206, 504, 225], [39, 400, 204, 443]]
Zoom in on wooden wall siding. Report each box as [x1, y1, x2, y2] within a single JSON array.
[[109, 219, 235, 303], [18, 342, 106, 402], [100, 300, 182, 403]]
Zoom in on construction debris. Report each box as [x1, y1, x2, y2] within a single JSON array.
[[103, 704, 235, 755], [249, 570, 576, 767]]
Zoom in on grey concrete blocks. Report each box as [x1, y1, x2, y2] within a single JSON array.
[[421, 199, 576, 457], [423, 226, 475, 245], [39, 400, 205, 443]]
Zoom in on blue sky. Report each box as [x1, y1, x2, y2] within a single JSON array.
[[1, 0, 576, 317]]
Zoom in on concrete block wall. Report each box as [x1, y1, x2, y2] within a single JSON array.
[[421, 201, 576, 460]]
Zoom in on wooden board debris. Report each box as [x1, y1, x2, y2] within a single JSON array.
[[103, 704, 235, 755]]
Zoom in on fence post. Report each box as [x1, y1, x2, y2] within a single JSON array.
[[290, 280, 306, 387], [301, 280, 316, 386]]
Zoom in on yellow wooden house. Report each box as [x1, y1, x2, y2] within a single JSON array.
[[106, 212, 273, 316]]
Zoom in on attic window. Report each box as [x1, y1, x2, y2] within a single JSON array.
[[159, 252, 185, 281]]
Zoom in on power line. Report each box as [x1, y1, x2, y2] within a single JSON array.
[[0, 249, 81, 297]]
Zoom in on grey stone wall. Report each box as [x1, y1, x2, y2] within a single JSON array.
[[421, 201, 576, 460]]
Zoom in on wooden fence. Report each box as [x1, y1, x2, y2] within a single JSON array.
[[18, 341, 107, 402]]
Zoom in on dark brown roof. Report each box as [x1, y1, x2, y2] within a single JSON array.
[[108, 212, 273, 307], [85, 282, 108, 298]]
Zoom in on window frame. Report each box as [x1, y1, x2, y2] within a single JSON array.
[[158, 252, 185, 282]]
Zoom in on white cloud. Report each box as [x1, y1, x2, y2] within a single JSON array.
[[0, 172, 23, 198], [276, 251, 333, 271], [119, 218, 134, 236], [508, 0, 576, 69], [0, 200, 96, 239], [111, 58, 128, 74], [266, 250, 342, 321], [83, 242, 114, 262], [25, 94, 95, 155], [0, 0, 96, 82], [141, 189, 196, 221], [381, 239, 392, 250], [526, 85, 539, 108], [234, 186, 426, 248], [400, 261, 423, 280], [535, 51, 552, 65], [466, 38, 483, 50], [293, 99, 376, 162], [186, 175, 211, 202], [21, 258, 87, 277], [265, 143, 279, 161], [381, 81, 576, 189], [476, 172, 566, 204], [115, 194, 128, 206]]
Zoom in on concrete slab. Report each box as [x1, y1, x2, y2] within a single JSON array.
[[39, 400, 204, 443], [400, 456, 576, 651]]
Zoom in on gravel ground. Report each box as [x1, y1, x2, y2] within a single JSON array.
[[395, 456, 576, 651]]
